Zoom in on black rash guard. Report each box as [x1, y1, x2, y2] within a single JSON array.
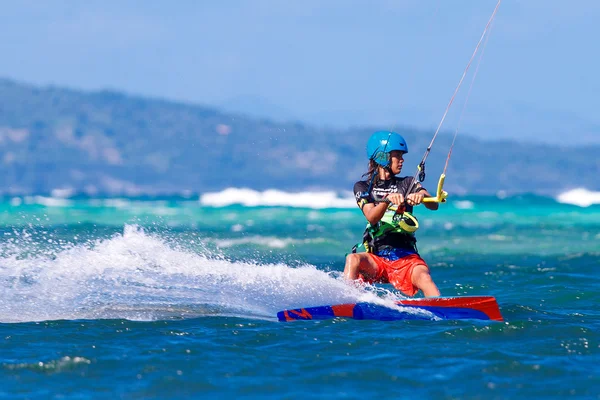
[[354, 175, 424, 213]]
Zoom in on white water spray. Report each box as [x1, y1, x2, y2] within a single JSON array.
[[0, 225, 399, 323]]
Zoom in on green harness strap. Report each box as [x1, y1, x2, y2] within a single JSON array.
[[351, 210, 419, 254]]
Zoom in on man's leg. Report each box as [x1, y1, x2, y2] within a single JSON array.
[[344, 253, 380, 281], [411, 264, 440, 297]]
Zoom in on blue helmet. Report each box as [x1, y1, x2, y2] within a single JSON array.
[[366, 131, 408, 167]]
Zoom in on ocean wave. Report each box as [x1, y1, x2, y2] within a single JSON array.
[[556, 188, 600, 207], [453, 200, 475, 210], [3, 356, 91, 372], [213, 236, 328, 249], [23, 196, 75, 208], [200, 187, 356, 209]]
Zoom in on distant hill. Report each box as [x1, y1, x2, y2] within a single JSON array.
[[0, 78, 597, 196]]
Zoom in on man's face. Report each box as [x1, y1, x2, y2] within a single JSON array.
[[388, 150, 405, 174]]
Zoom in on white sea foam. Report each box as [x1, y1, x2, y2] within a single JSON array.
[[200, 187, 356, 209], [213, 236, 327, 249], [454, 200, 475, 210], [24, 196, 74, 207], [556, 188, 600, 207], [4, 356, 91, 372], [0, 225, 406, 323], [51, 188, 76, 198], [100, 198, 132, 208]]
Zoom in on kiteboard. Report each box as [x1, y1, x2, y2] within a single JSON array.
[[277, 295, 503, 322]]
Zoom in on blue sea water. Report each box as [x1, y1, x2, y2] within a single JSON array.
[[0, 194, 599, 399]]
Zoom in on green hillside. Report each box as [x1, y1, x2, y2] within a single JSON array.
[[0, 78, 596, 196]]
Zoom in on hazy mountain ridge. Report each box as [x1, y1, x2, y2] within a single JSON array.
[[0, 78, 597, 196]]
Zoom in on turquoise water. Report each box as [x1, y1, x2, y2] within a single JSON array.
[[1, 195, 599, 399]]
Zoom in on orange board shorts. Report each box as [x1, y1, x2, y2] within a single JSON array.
[[360, 253, 428, 297]]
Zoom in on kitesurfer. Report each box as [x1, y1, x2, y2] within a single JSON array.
[[344, 131, 441, 297]]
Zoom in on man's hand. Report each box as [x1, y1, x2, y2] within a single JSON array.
[[406, 192, 426, 206], [385, 193, 405, 205]]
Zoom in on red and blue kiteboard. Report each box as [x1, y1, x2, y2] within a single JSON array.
[[277, 296, 503, 322]]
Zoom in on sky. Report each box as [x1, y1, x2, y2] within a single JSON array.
[[1, 0, 599, 145]]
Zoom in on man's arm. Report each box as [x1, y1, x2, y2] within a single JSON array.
[[360, 200, 391, 225], [355, 181, 392, 225]]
